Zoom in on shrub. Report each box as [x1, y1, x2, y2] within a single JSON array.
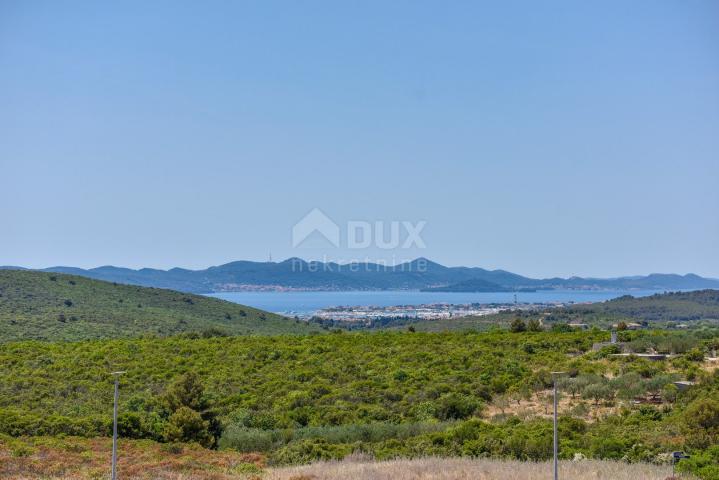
[[684, 397, 719, 432], [219, 425, 275, 452], [270, 438, 352, 465], [590, 436, 628, 459], [163, 406, 212, 447], [582, 383, 613, 405], [685, 348, 705, 362], [598, 344, 620, 357], [677, 445, 719, 479], [117, 412, 149, 439], [436, 393, 481, 420], [661, 384, 679, 403], [200, 327, 229, 338], [163, 372, 206, 412], [510, 319, 527, 333], [527, 319, 543, 332], [411, 402, 437, 421]]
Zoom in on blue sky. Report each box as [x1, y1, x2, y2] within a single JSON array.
[[1, 1, 718, 278]]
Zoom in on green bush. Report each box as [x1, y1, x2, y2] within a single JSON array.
[[163, 406, 212, 447], [117, 412, 148, 439], [677, 445, 719, 479], [527, 319, 543, 332], [219, 425, 276, 452], [685, 348, 706, 362], [435, 393, 481, 420], [270, 438, 352, 465], [589, 436, 628, 459], [510, 319, 527, 333], [684, 397, 719, 431]]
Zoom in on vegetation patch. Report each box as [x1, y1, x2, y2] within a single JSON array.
[[0, 435, 265, 479], [0, 270, 320, 341]]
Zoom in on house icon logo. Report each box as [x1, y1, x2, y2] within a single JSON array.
[[292, 208, 340, 248]]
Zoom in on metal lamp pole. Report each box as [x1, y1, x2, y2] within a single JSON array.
[[551, 372, 566, 480], [110, 371, 126, 480]]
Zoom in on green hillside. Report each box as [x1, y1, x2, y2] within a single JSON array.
[[0, 270, 320, 341], [567, 289, 719, 322]]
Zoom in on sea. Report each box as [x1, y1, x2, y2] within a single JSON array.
[[207, 289, 665, 317]]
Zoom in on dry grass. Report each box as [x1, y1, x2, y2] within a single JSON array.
[[268, 457, 689, 480], [0, 436, 264, 479], [702, 358, 719, 373]]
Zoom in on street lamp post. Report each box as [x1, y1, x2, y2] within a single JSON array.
[[551, 371, 566, 480], [110, 371, 126, 480]]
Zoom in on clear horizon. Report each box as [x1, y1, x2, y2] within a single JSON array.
[[4, 256, 718, 280], [2, 1, 718, 278]]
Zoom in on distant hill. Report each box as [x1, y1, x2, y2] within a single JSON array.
[[4, 258, 719, 293], [0, 270, 320, 342], [420, 278, 514, 292]]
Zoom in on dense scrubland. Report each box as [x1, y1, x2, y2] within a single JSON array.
[[1, 328, 718, 478]]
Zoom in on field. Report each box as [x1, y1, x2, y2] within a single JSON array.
[[0, 270, 320, 341], [0, 436, 264, 480], [268, 457, 689, 480]]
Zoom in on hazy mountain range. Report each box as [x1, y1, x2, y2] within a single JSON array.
[[3, 258, 718, 293]]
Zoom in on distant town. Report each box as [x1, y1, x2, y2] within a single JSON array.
[[308, 301, 573, 323]]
